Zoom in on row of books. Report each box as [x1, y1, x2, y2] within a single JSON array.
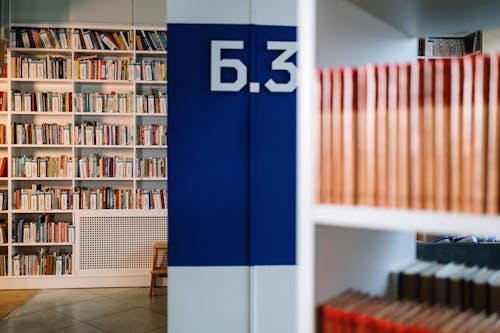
[[74, 122, 132, 146], [14, 186, 73, 210], [0, 219, 6, 243], [12, 216, 74, 244], [77, 155, 134, 178], [11, 155, 74, 178], [11, 122, 72, 145], [10, 154, 166, 179], [73, 29, 132, 51], [13, 91, 73, 112], [73, 91, 132, 113], [136, 157, 167, 178], [135, 188, 167, 210], [394, 260, 500, 314], [74, 186, 133, 210], [6, 90, 166, 114], [136, 91, 167, 114], [11, 55, 72, 79], [11, 27, 70, 49], [75, 57, 129, 81], [128, 60, 167, 81], [319, 289, 500, 333], [0, 255, 6, 276], [135, 30, 167, 52], [12, 186, 167, 210], [136, 124, 168, 146], [317, 54, 500, 213], [10, 27, 167, 52], [12, 251, 72, 276]]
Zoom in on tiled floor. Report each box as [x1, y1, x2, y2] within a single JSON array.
[[0, 287, 167, 333]]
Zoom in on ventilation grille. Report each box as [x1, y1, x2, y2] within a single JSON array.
[[79, 214, 167, 271]]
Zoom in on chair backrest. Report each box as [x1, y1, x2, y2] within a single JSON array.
[[153, 242, 168, 270]]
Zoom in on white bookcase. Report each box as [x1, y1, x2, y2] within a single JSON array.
[[0, 22, 167, 288], [297, 0, 500, 332]]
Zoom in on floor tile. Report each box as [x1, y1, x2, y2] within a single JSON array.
[[52, 297, 138, 322], [0, 310, 81, 333], [51, 321, 109, 333], [90, 307, 167, 333]]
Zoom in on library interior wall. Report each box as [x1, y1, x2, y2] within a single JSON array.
[[11, 0, 166, 25]]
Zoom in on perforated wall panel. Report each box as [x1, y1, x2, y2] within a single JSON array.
[[79, 214, 167, 271]]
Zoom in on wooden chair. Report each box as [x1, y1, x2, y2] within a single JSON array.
[[150, 242, 168, 296]]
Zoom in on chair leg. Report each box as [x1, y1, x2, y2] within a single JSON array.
[[150, 275, 155, 297]]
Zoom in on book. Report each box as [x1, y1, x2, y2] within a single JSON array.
[[486, 54, 500, 214]]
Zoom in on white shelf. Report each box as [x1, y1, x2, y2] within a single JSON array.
[[75, 177, 134, 181], [136, 50, 167, 56], [136, 113, 167, 117], [74, 79, 133, 84], [12, 242, 72, 246], [11, 144, 72, 148], [10, 47, 72, 54], [10, 111, 72, 115], [74, 145, 133, 149], [136, 145, 167, 149], [74, 112, 134, 117], [313, 205, 500, 235], [135, 177, 167, 181], [11, 78, 73, 83], [11, 177, 73, 181], [3, 21, 168, 289], [74, 49, 134, 55], [135, 80, 167, 85], [13, 210, 73, 214]]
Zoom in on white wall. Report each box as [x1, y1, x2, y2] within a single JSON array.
[[11, 0, 166, 25], [316, 0, 416, 68]]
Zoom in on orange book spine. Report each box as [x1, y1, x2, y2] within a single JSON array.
[[434, 59, 451, 211], [461, 56, 474, 212], [365, 64, 377, 207], [410, 60, 424, 209], [486, 54, 500, 214], [397, 64, 410, 208], [376, 65, 388, 207], [356, 67, 367, 206], [331, 69, 343, 203], [342, 67, 357, 205], [423, 60, 436, 210], [387, 64, 398, 207], [449, 58, 463, 212], [471, 55, 489, 213]]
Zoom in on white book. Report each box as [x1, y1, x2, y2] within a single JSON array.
[[72, 30, 81, 49], [12, 255, 20, 276], [95, 126, 103, 146], [67, 159, 73, 177], [44, 192, 51, 210], [90, 190, 97, 210], [14, 93, 22, 112], [96, 95, 103, 113], [73, 191, 80, 210], [40, 159, 47, 177], [147, 95, 155, 113], [23, 93, 31, 112], [136, 95, 143, 113], [68, 225, 75, 243], [61, 191, 68, 210], [52, 95, 60, 112], [21, 59, 29, 79], [119, 94, 126, 113], [23, 224, 30, 243], [63, 125, 71, 145], [58, 29, 68, 49], [159, 94, 167, 114], [83, 31, 94, 49], [125, 159, 133, 178], [35, 127, 43, 144], [85, 126, 94, 145], [37, 191, 44, 210], [55, 257, 63, 275]]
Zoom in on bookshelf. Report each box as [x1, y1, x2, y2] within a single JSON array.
[[297, 0, 500, 332], [0, 22, 167, 284]]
